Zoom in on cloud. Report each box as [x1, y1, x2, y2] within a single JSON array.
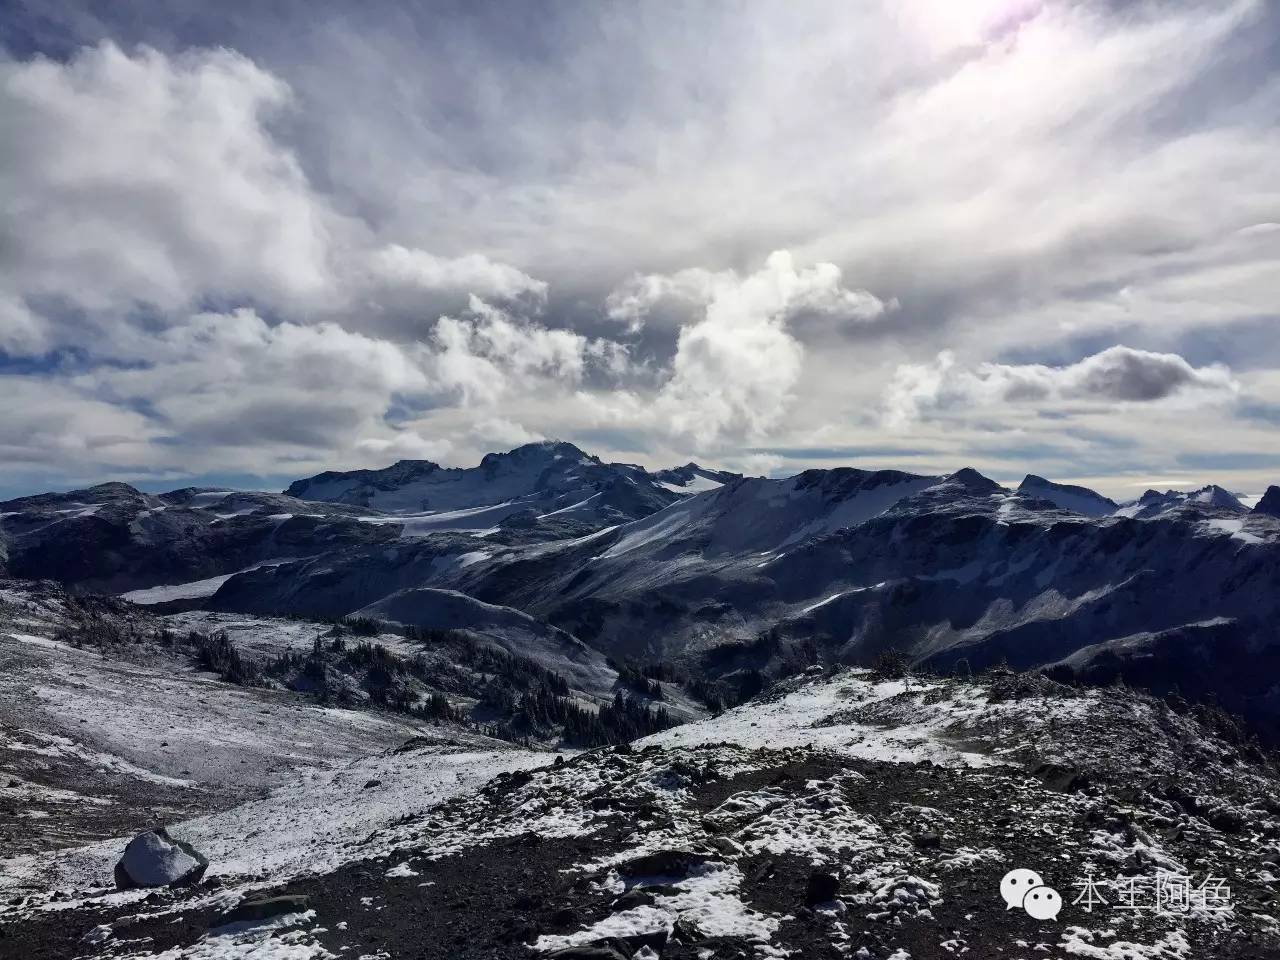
[[885, 345, 1239, 426], [1, 42, 333, 318], [429, 296, 611, 407], [605, 254, 889, 335], [0, 41, 550, 355], [74, 308, 433, 462], [649, 251, 889, 446], [1, 2, 1279, 495], [0, 377, 161, 473], [366, 245, 546, 303]]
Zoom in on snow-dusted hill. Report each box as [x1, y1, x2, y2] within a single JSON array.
[[356, 587, 618, 698], [4, 667, 1278, 959], [0, 579, 681, 861], [439, 466, 1280, 731]]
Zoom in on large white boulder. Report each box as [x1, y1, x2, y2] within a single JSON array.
[[114, 828, 209, 889]]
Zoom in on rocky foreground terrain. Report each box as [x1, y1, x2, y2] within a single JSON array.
[[3, 662, 1279, 960]]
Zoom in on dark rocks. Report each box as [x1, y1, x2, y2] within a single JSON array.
[[511, 892, 541, 910], [113, 829, 208, 890], [1032, 762, 1089, 793], [805, 870, 840, 906], [616, 928, 670, 953], [1166, 784, 1203, 815], [911, 828, 943, 849], [1208, 805, 1246, 834], [618, 849, 715, 880], [545, 946, 628, 960], [1253, 485, 1280, 517], [611, 890, 656, 910], [549, 907, 579, 928], [219, 894, 311, 926]]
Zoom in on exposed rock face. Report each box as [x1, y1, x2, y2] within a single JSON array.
[[219, 894, 311, 925], [804, 870, 840, 906], [1254, 485, 1280, 517], [113, 828, 208, 889]]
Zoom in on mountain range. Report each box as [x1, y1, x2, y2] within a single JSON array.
[[2, 440, 1278, 736]]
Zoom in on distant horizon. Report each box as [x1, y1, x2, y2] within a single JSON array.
[[0, 437, 1268, 506]]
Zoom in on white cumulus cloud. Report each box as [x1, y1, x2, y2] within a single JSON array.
[[651, 251, 890, 445]]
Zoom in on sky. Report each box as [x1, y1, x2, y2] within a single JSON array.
[[1, 0, 1277, 501]]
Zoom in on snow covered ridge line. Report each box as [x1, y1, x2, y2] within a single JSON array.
[[3, 667, 1278, 959], [279, 439, 741, 520]]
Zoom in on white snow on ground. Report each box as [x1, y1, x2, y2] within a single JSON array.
[[641, 670, 997, 767], [185, 491, 235, 508], [601, 498, 705, 559], [802, 593, 846, 614], [600, 471, 940, 562], [0, 622, 469, 882], [4, 630, 72, 650], [658, 473, 725, 495], [799, 582, 888, 615], [2, 745, 548, 900], [120, 563, 294, 604], [1204, 518, 1266, 545], [536, 864, 780, 954], [113, 910, 333, 959], [8, 655, 438, 791], [356, 500, 522, 536], [164, 611, 420, 659], [537, 492, 603, 518], [1058, 926, 1192, 959]]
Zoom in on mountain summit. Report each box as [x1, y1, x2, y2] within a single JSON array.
[[1017, 474, 1117, 517], [283, 441, 678, 525]]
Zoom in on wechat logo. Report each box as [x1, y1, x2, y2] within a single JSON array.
[[1000, 868, 1061, 920]]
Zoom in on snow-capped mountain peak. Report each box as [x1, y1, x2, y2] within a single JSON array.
[[1116, 483, 1248, 518], [281, 441, 676, 523], [1016, 474, 1118, 517], [650, 462, 741, 494]]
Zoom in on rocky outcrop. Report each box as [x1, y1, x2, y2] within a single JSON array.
[[1254, 485, 1280, 517]]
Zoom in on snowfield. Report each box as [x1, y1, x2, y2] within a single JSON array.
[[643, 672, 999, 767]]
